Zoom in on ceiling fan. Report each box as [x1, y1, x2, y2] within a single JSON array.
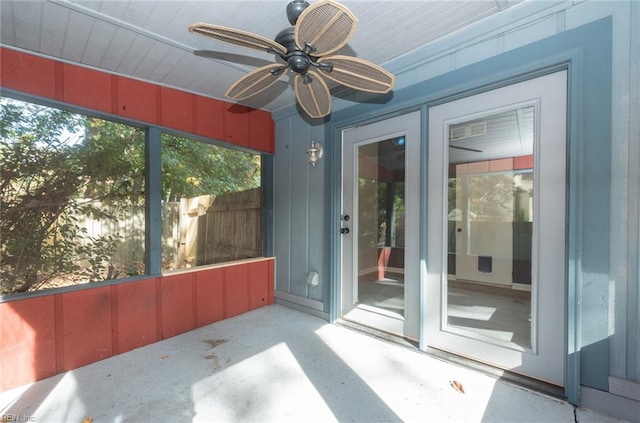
[[188, 0, 395, 118]]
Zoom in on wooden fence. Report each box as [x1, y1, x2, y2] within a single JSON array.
[[80, 188, 262, 274]]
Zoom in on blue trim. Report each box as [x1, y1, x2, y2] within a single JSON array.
[[327, 17, 612, 404], [418, 105, 429, 351], [323, 128, 336, 315], [262, 154, 275, 257], [326, 123, 341, 321], [0, 87, 274, 297], [145, 127, 163, 276]]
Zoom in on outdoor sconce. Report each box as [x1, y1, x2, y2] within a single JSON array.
[[307, 141, 323, 167]]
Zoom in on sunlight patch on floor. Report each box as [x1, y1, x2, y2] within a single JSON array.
[[191, 342, 336, 422]]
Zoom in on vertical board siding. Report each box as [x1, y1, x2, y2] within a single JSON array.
[[115, 278, 159, 354], [62, 63, 113, 112], [224, 264, 250, 318], [225, 104, 251, 148], [116, 77, 159, 123], [0, 48, 276, 391], [0, 47, 275, 154], [273, 116, 326, 303], [195, 268, 226, 326], [0, 258, 274, 391], [160, 273, 196, 339], [195, 95, 226, 141], [0, 49, 56, 98], [61, 286, 114, 371], [0, 297, 57, 390], [160, 86, 194, 134], [248, 260, 270, 309], [250, 108, 276, 152]]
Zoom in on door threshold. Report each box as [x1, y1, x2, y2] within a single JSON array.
[[336, 319, 565, 400], [336, 318, 419, 350], [423, 346, 566, 399]]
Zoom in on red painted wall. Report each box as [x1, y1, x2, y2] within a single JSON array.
[[0, 48, 276, 391], [0, 259, 275, 391], [0, 48, 275, 153]]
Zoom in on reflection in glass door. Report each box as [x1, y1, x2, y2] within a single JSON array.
[[446, 106, 534, 349], [356, 139, 406, 316], [427, 70, 567, 385], [341, 111, 420, 339]]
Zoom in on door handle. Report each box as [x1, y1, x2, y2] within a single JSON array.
[[341, 227, 350, 234], [457, 227, 462, 233]]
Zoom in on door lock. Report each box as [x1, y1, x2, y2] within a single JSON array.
[[341, 227, 350, 234]]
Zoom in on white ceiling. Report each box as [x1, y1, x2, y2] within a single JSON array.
[[1, 0, 526, 115]]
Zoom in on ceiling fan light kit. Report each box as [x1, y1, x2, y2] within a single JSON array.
[[189, 0, 395, 118]]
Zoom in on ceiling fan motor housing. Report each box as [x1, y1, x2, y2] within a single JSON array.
[[275, 27, 313, 75], [287, 0, 310, 25]]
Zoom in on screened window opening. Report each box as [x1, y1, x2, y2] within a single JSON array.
[[0, 97, 146, 295], [161, 134, 262, 270]]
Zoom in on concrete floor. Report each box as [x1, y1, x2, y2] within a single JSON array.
[[0, 304, 626, 423]]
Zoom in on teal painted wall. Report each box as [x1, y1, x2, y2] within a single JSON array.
[[273, 116, 328, 315], [273, 0, 639, 413]]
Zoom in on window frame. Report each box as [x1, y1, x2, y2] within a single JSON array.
[[0, 91, 272, 301]]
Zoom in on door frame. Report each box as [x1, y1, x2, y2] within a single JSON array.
[[327, 18, 612, 405], [340, 111, 421, 339], [426, 71, 568, 385]]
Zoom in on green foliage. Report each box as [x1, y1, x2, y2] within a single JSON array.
[[0, 98, 146, 294], [1, 97, 262, 295], [161, 134, 260, 201]]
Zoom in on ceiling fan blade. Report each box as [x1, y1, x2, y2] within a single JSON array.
[[226, 64, 286, 100], [189, 23, 287, 55], [295, 0, 357, 56], [294, 71, 331, 118], [449, 145, 483, 153], [317, 55, 395, 94]]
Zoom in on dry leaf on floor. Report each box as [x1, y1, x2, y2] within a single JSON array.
[[161, 354, 169, 360], [450, 380, 465, 394], [81, 417, 93, 423]]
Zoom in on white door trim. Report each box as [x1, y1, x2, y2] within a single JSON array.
[[341, 111, 421, 339], [426, 71, 567, 385]]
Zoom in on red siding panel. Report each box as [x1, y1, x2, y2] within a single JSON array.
[[62, 287, 113, 370], [116, 76, 158, 123], [249, 109, 275, 153], [466, 160, 489, 174], [225, 104, 250, 147], [195, 268, 226, 326], [489, 158, 514, 172], [224, 265, 249, 318], [0, 48, 56, 98], [1, 49, 275, 153], [161, 273, 195, 339], [116, 279, 158, 353], [514, 154, 534, 170], [0, 297, 56, 391], [0, 261, 274, 390], [62, 64, 113, 113], [160, 87, 194, 133], [195, 95, 226, 141], [248, 261, 269, 309]]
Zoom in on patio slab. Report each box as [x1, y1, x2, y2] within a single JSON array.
[[0, 304, 626, 422]]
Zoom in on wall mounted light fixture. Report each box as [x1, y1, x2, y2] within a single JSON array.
[[307, 141, 323, 167]]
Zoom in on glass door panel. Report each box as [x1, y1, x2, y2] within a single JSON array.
[[427, 71, 567, 385], [341, 111, 420, 340], [446, 106, 534, 348], [357, 139, 406, 316]]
